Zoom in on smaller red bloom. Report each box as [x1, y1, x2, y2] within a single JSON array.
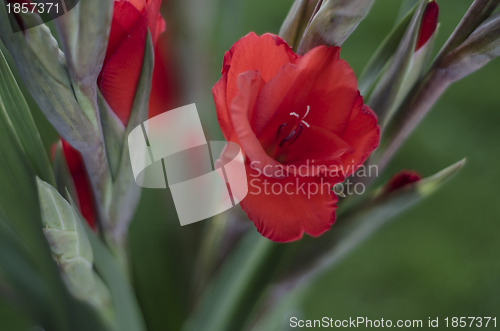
[[214, 33, 380, 242], [98, 0, 168, 124], [415, 1, 439, 51], [60, 0, 177, 228], [384, 170, 421, 193]]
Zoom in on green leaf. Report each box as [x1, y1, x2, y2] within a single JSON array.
[[52, 140, 79, 202], [376, 13, 500, 169], [0, 6, 99, 150], [0, 6, 114, 221], [358, 2, 417, 96], [279, 0, 309, 47], [0, 96, 42, 244], [183, 230, 282, 331], [367, 0, 427, 122], [124, 32, 155, 139], [98, 90, 125, 179], [438, 12, 500, 82], [0, 220, 52, 324], [54, 0, 113, 138], [0, 114, 109, 331], [297, 0, 375, 54], [55, 0, 113, 85], [383, 24, 440, 127], [83, 219, 147, 331], [436, 0, 500, 61], [37, 178, 115, 328], [0, 48, 54, 184], [129, 190, 195, 331]]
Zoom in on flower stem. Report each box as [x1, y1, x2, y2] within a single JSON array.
[[374, 67, 450, 171], [184, 230, 282, 331]]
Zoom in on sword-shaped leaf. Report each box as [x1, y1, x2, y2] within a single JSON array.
[[436, 0, 500, 60], [358, 2, 417, 96], [0, 6, 98, 150], [0, 48, 54, 184], [368, 0, 427, 122]]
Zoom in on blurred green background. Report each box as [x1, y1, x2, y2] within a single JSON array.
[[1, 0, 499, 330], [168, 0, 500, 328]]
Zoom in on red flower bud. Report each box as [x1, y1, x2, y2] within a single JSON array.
[[384, 170, 421, 193], [99, 0, 176, 124], [61, 0, 177, 227], [415, 0, 439, 52], [61, 140, 97, 230], [214, 33, 380, 242]]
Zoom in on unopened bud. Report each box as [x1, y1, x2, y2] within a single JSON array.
[[383, 170, 421, 194], [415, 0, 439, 51]]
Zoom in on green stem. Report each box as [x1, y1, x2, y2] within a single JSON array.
[[184, 230, 281, 331], [192, 213, 229, 297]]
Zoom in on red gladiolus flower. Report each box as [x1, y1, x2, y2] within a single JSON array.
[[213, 33, 380, 242], [99, 0, 172, 123], [384, 170, 421, 193], [61, 0, 176, 228], [415, 0, 439, 51]]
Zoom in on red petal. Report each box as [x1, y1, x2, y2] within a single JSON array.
[[252, 62, 298, 135], [61, 140, 97, 230], [103, 2, 143, 70], [259, 46, 358, 137], [99, 9, 148, 124], [129, 0, 146, 12], [70, 171, 97, 230], [213, 73, 232, 139], [100, 1, 166, 124], [256, 46, 361, 168], [145, 0, 164, 42], [277, 126, 353, 166], [338, 103, 380, 177], [242, 166, 338, 242], [384, 170, 421, 193], [62, 139, 84, 174], [223, 33, 297, 118], [230, 71, 287, 177], [148, 31, 178, 118]]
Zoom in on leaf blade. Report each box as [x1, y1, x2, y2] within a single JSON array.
[[0, 48, 54, 184]]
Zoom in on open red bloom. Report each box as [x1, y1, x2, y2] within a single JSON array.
[[214, 33, 379, 242], [61, 0, 176, 228]]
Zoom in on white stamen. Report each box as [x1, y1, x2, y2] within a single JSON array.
[[303, 105, 310, 119], [289, 105, 311, 128]]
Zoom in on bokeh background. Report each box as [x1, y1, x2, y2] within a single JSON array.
[[1, 0, 499, 330]]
